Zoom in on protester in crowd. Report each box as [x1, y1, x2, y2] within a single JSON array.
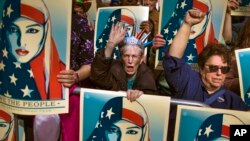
[[154, 8, 249, 111], [147, 0, 240, 96], [56, 1, 94, 141], [152, 9, 249, 141], [140, 0, 159, 40], [224, 18, 250, 95], [222, 0, 240, 45], [90, 22, 158, 101]]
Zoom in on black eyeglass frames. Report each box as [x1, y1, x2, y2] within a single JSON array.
[[205, 64, 230, 74]]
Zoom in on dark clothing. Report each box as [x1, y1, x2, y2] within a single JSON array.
[[70, 11, 94, 87], [163, 54, 248, 110], [163, 54, 249, 141], [70, 12, 94, 69], [90, 49, 158, 95]]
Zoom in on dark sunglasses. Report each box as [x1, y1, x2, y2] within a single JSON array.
[[205, 65, 230, 74]]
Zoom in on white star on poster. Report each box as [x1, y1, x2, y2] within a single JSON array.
[[101, 112, 104, 118], [27, 69, 34, 78], [6, 4, 14, 18], [204, 124, 214, 137], [111, 15, 116, 22], [198, 129, 202, 136], [4, 91, 12, 98], [0, 21, 3, 29], [9, 73, 18, 85], [164, 28, 169, 34], [187, 54, 195, 61], [13, 62, 21, 69], [99, 37, 103, 43], [0, 60, 5, 71], [173, 30, 177, 36], [106, 107, 115, 120], [181, 0, 187, 9], [2, 48, 8, 58], [21, 85, 33, 98], [95, 121, 100, 128], [168, 38, 173, 45]]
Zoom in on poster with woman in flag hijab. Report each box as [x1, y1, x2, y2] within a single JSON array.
[[155, 0, 227, 69], [80, 88, 171, 141], [236, 48, 250, 108], [0, 0, 71, 115], [94, 6, 149, 59], [174, 105, 250, 141]]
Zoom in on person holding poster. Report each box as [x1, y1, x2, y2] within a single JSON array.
[[58, 1, 95, 141], [87, 96, 150, 141], [91, 22, 157, 100], [1, 0, 65, 100], [152, 8, 249, 141]]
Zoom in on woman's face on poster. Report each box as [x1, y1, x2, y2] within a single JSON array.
[[6, 17, 45, 63], [189, 13, 209, 39], [0, 118, 12, 140], [105, 120, 143, 141]]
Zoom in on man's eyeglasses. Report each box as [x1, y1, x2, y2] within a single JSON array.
[[205, 65, 230, 74]]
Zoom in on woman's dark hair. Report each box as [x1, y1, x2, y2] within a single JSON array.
[[234, 18, 250, 50], [197, 43, 231, 69]]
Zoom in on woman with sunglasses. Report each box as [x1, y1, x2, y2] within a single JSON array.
[[153, 9, 248, 111], [153, 9, 249, 140]]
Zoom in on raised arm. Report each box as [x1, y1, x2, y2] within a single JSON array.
[[169, 9, 205, 58], [222, 0, 239, 44], [104, 22, 127, 58]]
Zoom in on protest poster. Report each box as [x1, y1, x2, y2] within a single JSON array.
[[174, 105, 250, 141], [94, 6, 149, 60], [0, 0, 71, 114], [80, 88, 170, 141], [235, 48, 250, 108], [155, 0, 227, 69]]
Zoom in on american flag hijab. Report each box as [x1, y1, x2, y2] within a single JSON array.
[[0, 0, 65, 100], [159, 0, 217, 64], [195, 114, 244, 141], [87, 97, 150, 141]]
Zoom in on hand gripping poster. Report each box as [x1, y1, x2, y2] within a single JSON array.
[[0, 0, 71, 115], [155, 0, 227, 69], [231, 0, 250, 16], [235, 48, 250, 108], [80, 88, 171, 141], [94, 6, 149, 60], [174, 105, 250, 141]]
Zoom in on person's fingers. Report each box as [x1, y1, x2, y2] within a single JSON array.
[[57, 77, 75, 83], [61, 82, 73, 88], [127, 90, 131, 101]]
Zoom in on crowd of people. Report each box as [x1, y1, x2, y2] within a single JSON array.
[[2, 0, 249, 140]]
